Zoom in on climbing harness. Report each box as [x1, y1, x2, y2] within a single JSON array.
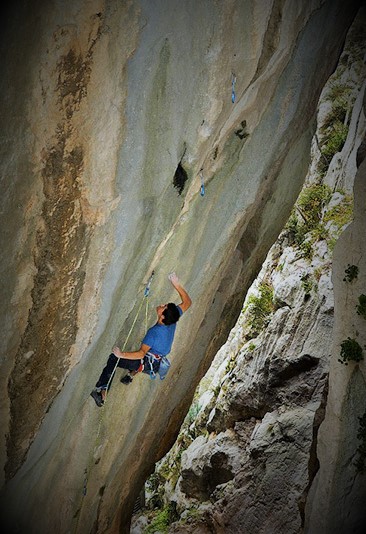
[[144, 351, 161, 379], [200, 170, 205, 197], [73, 270, 155, 534], [231, 72, 236, 103], [142, 351, 171, 380]]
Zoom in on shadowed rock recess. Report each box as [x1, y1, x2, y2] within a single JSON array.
[[0, 1, 363, 533]]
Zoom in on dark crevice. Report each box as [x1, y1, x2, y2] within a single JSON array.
[[180, 451, 234, 501], [299, 375, 329, 527], [250, 0, 284, 85], [356, 136, 366, 166], [173, 162, 188, 195], [270, 354, 320, 387]]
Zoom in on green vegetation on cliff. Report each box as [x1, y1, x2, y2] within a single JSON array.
[[317, 82, 352, 177], [338, 337, 364, 365], [243, 281, 275, 340], [143, 503, 179, 534], [356, 294, 366, 319], [343, 264, 359, 282], [285, 183, 353, 261]]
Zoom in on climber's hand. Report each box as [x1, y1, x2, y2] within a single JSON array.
[[168, 272, 179, 286], [113, 346, 123, 358]]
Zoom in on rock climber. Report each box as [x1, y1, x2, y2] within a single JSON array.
[[91, 272, 192, 407]]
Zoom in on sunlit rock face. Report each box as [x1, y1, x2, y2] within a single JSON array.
[[0, 1, 361, 533]]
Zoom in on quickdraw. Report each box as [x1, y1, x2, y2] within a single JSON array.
[[231, 72, 236, 103], [200, 170, 205, 197]]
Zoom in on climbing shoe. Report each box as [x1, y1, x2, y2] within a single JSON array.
[[120, 374, 133, 385], [90, 389, 104, 407]]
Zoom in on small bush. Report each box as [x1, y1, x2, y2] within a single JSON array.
[[285, 212, 307, 246], [338, 337, 363, 365], [225, 355, 237, 374], [297, 184, 332, 231], [356, 294, 366, 319], [301, 273, 314, 297], [300, 240, 313, 260], [314, 267, 323, 282], [343, 264, 359, 282], [244, 282, 274, 339], [181, 506, 203, 524], [312, 222, 329, 241], [285, 184, 332, 257], [321, 102, 348, 131], [317, 83, 351, 177], [325, 82, 352, 103], [323, 195, 353, 229], [144, 503, 179, 534]]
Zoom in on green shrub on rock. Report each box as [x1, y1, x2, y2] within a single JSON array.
[[356, 294, 366, 319], [317, 82, 352, 177], [323, 194, 353, 229], [338, 337, 363, 365], [343, 264, 359, 282], [244, 282, 274, 340], [317, 122, 349, 177], [143, 503, 179, 534], [296, 184, 332, 231]]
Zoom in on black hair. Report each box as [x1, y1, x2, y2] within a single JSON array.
[[162, 303, 180, 325]]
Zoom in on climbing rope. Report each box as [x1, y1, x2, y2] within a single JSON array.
[[73, 270, 155, 533], [231, 72, 236, 103], [104, 270, 154, 392]]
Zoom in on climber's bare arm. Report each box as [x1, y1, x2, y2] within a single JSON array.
[[113, 344, 150, 360], [168, 272, 192, 312]]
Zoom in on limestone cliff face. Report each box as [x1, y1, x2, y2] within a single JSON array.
[[132, 11, 366, 534], [0, 1, 361, 533], [305, 109, 366, 532]]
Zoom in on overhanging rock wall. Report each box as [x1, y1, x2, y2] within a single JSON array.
[[0, 1, 360, 532]]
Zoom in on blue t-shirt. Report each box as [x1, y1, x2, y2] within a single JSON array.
[[142, 305, 183, 356]]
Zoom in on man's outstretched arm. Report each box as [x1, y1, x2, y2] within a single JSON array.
[[169, 272, 192, 312], [113, 343, 150, 360]]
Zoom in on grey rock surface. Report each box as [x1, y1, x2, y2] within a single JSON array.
[[0, 1, 363, 533], [132, 9, 366, 533]]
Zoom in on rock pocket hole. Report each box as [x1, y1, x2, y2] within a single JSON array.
[[173, 163, 188, 195], [235, 120, 249, 140]]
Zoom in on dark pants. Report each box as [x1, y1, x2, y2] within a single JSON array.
[[95, 353, 141, 390]]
